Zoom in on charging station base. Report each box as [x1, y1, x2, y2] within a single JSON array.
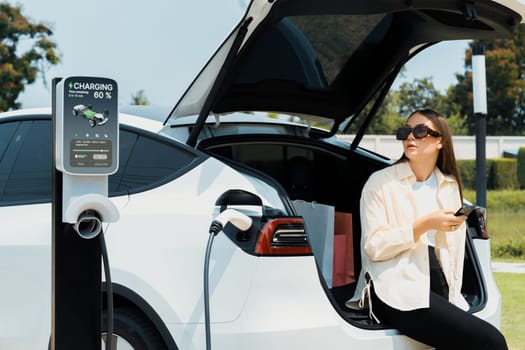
[[52, 169, 102, 350]]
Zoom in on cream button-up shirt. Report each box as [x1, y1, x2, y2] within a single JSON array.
[[349, 161, 469, 312]]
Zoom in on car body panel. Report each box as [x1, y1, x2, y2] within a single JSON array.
[[106, 158, 283, 324]]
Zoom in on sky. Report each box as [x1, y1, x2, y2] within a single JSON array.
[[7, 0, 470, 110], [394, 40, 471, 92]]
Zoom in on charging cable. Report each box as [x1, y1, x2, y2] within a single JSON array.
[[204, 209, 252, 350], [72, 211, 114, 350]]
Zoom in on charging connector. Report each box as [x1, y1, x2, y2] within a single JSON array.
[[208, 209, 253, 235], [204, 209, 252, 350]]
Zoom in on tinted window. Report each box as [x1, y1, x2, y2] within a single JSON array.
[[234, 15, 385, 88], [0, 121, 22, 199], [3, 120, 51, 202], [108, 130, 137, 195], [0, 118, 203, 205], [0, 121, 19, 160], [288, 15, 386, 84], [117, 134, 197, 192]]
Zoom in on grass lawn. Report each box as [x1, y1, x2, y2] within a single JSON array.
[[464, 190, 525, 260], [488, 211, 525, 243], [494, 273, 525, 350], [459, 190, 524, 349]]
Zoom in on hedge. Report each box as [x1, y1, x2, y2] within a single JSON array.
[[457, 158, 518, 190], [518, 147, 525, 189], [457, 159, 488, 190], [490, 158, 518, 189]]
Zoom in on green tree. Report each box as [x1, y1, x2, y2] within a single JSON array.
[[396, 77, 466, 135], [443, 112, 468, 135], [363, 91, 405, 134], [397, 77, 461, 118], [130, 89, 150, 105], [347, 78, 467, 135], [0, 3, 59, 111], [345, 89, 403, 135], [450, 24, 525, 135]]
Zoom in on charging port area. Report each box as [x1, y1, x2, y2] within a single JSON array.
[[51, 76, 119, 350]]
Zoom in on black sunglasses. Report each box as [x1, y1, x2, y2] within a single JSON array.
[[396, 124, 442, 140]]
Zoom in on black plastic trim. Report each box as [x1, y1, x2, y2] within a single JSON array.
[[463, 232, 488, 313], [103, 283, 179, 350]]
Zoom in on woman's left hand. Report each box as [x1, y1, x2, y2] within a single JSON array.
[[414, 210, 467, 240], [439, 210, 467, 232]]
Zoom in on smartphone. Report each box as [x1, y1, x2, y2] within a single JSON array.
[[455, 205, 475, 217]]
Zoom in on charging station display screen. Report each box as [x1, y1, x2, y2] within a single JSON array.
[[56, 76, 119, 175], [70, 139, 112, 168]]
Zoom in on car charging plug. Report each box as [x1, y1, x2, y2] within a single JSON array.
[[204, 208, 252, 350], [208, 208, 253, 235]]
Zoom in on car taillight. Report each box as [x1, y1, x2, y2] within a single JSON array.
[[467, 206, 489, 239], [255, 217, 312, 256]]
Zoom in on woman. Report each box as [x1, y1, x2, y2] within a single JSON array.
[[346, 109, 507, 349]]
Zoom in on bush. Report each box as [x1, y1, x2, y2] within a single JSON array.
[[492, 240, 525, 258], [458, 158, 518, 190], [457, 159, 492, 190], [457, 159, 476, 190], [518, 147, 525, 189], [488, 158, 518, 190]]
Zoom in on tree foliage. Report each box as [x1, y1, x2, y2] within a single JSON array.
[[346, 24, 525, 137], [450, 24, 525, 135], [350, 90, 405, 134], [346, 77, 467, 136], [130, 90, 150, 105], [0, 3, 59, 111], [396, 77, 462, 118]]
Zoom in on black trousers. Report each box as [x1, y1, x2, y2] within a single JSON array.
[[370, 247, 508, 350]]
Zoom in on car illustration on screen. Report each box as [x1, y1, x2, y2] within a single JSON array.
[[72, 104, 109, 127]]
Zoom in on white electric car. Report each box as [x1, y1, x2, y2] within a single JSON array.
[[2, 0, 525, 349]]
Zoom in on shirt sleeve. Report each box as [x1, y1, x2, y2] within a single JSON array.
[[361, 176, 416, 262]]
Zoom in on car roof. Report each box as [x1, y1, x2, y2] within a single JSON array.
[[165, 0, 524, 144]]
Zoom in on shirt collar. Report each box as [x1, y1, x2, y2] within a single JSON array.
[[394, 160, 455, 186]]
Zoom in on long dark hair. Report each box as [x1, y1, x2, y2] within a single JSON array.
[[397, 109, 463, 200]]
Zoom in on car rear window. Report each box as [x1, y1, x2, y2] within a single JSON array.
[[288, 14, 386, 84], [234, 14, 385, 89]]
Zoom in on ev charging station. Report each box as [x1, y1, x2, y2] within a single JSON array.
[[51, 76, 119, 350]]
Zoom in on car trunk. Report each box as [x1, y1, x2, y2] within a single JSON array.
[[198, 135, 487, 328]]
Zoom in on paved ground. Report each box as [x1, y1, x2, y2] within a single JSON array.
[[491, 262, 525, 274]]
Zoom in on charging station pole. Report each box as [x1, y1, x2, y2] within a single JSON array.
[[472, 45, 487, 208], [51, 76, 119, 350]]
